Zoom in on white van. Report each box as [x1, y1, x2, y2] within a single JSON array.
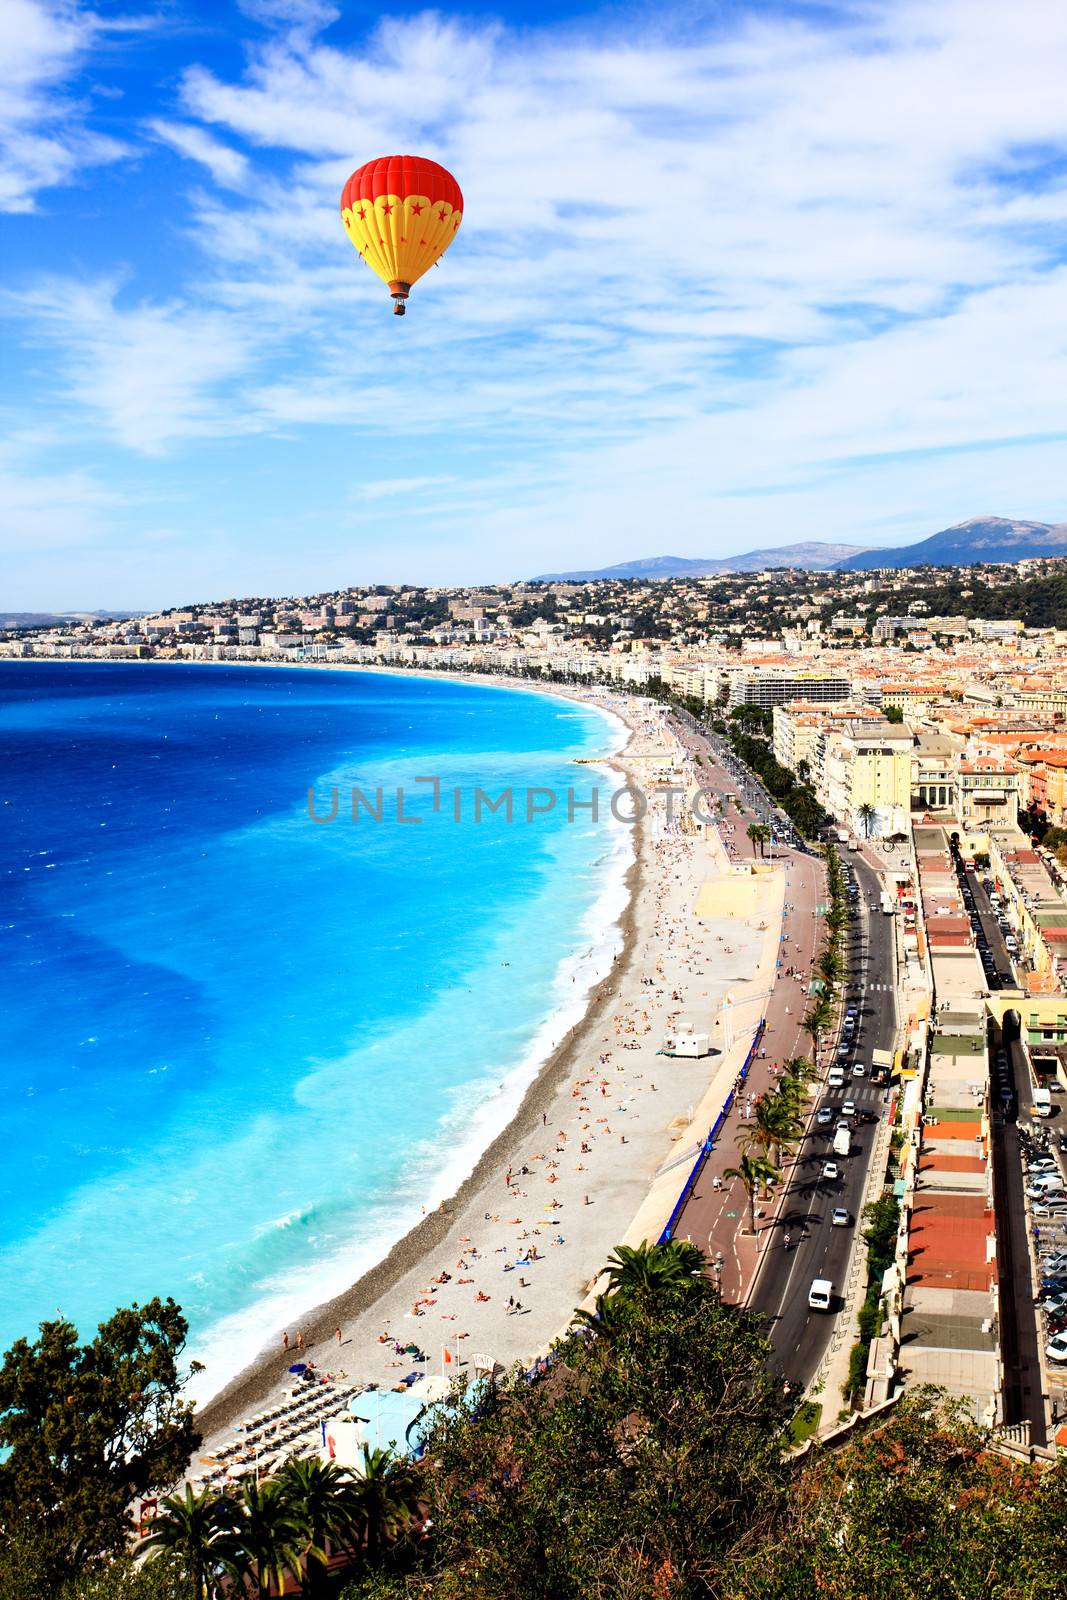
[[828, 1068, 846, 1089], [808, 1278, 833, 1311], [1034, 1086, 1053, 1118]]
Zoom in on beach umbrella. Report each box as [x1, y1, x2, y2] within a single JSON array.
[[288, 1363, 307, 1375]]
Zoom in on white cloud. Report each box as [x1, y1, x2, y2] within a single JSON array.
[[6, 279, 259, 454], [7, 0, 1067, 590], [0, 0, 128, 212], [237, 0, 339, 37], [146, 119, 249, 187]]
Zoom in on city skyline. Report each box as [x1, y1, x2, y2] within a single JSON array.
[[3, 0, 1067, 609]]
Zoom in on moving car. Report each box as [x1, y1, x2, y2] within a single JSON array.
[[808, 1278, 833, 1311], [830, 1207, 851, 1227], [852, 1062, 866, 1078], [842, 1100, 857, 1118], [816, 1107, 834, 1127], [821, 1160, 841, 1181], [827, 1068, 846, 1089]]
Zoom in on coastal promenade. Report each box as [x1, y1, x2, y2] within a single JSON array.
[[193, 688, 785, 1467], [655, 720, 826, 1303]]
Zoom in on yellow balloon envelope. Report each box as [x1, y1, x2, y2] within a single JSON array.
[[340, 154, 463, 315]]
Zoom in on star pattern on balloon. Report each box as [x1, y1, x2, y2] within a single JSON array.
[[340, 156, 463, 311]]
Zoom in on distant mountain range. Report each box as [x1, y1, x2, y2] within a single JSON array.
[[834, 516, 1067, 571], [0, 610, 141, 630], [534, 517, 1067, 581], [534, 543, 865, 581]]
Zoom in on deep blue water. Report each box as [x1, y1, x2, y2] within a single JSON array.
[[0, 664, 625, 1390]]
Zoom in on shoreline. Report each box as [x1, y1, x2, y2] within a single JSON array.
[[193, 689, 777, 1460], [4, 658, 780, 1452], [194, 685, 645, 1439]]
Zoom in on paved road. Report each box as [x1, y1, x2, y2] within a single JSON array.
[[992, 1019, 1049, 1443], [747, 850, 898, 1388], [663, 707, 900, 1386], [954, 855, 1016, 988]]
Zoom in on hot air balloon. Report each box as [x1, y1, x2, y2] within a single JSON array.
[[340, 155, 463, 316]]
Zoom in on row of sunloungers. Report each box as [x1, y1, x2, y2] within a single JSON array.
[[192, 1383, 364, 1485]]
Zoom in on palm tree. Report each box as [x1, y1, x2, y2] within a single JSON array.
[[857, 802, 876, 839], [601, 1239, 704, 1306], [753, 1096, 801, 1170], [773, 1076, 810, 1125], [782, 1055, 819, 1092], [746, 822, 771, 858], [802, 1002, 829, 1056], [351, 1446, 422, 1567], [723, 1152, 777, 1234], [818, 947, 842, 987], [143, 1484, 242, 1600], [571, 1289, 632, 1349], [232, 1476, 305, 1600], [277, 1455, 361, 1596]]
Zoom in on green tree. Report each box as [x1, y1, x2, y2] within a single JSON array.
[[723, 1152, 777, 1233], [721, 1390, 1067, 1600], [277, 1456, 362, 1595], [232, 1477, 305, 1600], [350, 1447, 422, 1569], [416, 1271, 788, 1599], [747, 822, 771, 858], [802, 999, 832, 1056], [752, 1095, 801, 1170], [142, 1485, 242, 1600], [600, 1239, 705, 1309], [781, 1055, 819, 1091], [857, 801, 877, 839], [0, 1300, 201, 1584]]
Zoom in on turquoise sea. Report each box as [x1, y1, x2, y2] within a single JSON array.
[[0, 664, 628, 1396]]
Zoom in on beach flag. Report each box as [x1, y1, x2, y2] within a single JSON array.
[[443, 1344, 453, 1366]]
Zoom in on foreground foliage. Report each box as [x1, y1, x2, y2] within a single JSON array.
[[0, 1299, 201, 1586], [4, 1247, 1067, 1600]]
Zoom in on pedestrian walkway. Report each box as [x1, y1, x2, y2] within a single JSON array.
[[667, 740, 826, 1303]]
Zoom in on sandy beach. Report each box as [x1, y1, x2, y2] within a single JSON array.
[[191, 685, 783, 1467]]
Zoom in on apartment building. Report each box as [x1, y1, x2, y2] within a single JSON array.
[[823, 718, 914, 838], [956, 758, 1020, 832], [727, 669, 852, 709]]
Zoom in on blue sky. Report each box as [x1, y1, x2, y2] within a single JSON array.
[[3, 0, 1067, 609]]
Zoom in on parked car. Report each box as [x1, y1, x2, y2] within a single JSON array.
[[1045, 1332, 1067, 1363]]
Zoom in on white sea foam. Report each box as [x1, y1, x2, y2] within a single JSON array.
[[186, 723, 635, 1408]]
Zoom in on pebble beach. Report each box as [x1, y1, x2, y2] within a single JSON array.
[[192, 686, 781, 1469]]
